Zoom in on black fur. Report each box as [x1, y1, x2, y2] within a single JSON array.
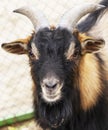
[[29, 28, 81, 129]]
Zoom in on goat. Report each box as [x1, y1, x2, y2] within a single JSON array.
[[1, 0, 108, 130]]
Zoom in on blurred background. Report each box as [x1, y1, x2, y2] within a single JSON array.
[[0, 0, 100, 129]]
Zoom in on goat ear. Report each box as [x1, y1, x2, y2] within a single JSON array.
[[73, 31, 105, 54], [1, 33, 34, 54], [81, 39, 105, 54]]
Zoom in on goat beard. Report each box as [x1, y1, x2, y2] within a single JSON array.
[[35, 96, 73, 128], [33, 77, 80, 128]]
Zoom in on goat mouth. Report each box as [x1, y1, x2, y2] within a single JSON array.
[[42, 92, 61, 103], [46, 94, 58, 99]]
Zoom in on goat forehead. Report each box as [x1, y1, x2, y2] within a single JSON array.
[[33, 28, 76, 52], [35, 29, 72, 43]]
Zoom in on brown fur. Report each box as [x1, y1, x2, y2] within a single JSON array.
[[50, 25, 56, 30], [73, 30, 93, 43], [79, 54, 102, 111], [2, 33, 34, 54], [78, 33, 93, 43], [65, 31, 103, 110], [13, 32, 34, 44]]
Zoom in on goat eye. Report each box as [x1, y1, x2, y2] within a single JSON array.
[[29, 50, 35, 59], [73, 52, 78, 58], [73, 50, 79, 58]]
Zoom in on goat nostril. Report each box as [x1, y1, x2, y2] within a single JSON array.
[[42, 77, 59, 90], [45, 83, 57, 89]]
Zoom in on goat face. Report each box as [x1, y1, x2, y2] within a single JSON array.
[[28, 27, 81, 103], [2, 27, 104, 104]]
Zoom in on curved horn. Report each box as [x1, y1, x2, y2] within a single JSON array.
[[13, 6, 50, 31], [58, 3, 105, 31]]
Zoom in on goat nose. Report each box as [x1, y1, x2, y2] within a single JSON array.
[[43, 77, 59, 89], [45, 83, 57, 89]]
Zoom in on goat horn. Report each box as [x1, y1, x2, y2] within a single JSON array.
[[13, 6, 50, 31], [58, 3, 105, 31]]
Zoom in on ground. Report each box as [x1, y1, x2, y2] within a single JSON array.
[[1, 119, 42, 130]]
